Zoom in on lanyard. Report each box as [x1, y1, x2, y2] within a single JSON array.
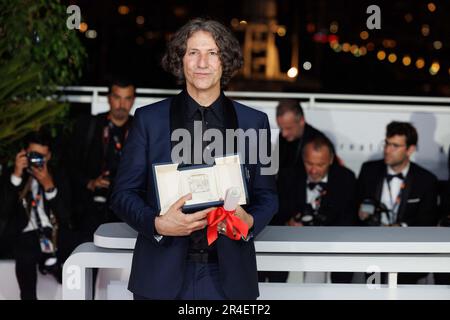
[[386, 179, 405, 224], [102, 117, 128, 171], [30, 185, 45, 235]]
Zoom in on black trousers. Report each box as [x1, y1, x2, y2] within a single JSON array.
[[13, 230, 43, 300]]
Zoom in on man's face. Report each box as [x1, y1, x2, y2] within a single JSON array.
[[183, 30, 223, 95], [108, 85, 135, 121], [276, 111, 305, 142], [383, 135, 415, 167], [27, 143, 51, 162], [303, 144, 333, 182]]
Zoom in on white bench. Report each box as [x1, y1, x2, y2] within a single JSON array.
[[62, 224, 450, 300]]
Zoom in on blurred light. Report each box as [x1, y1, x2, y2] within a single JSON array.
[[351, 44, 359, 55], [388, 53, 397, 63], [359, 46, 367, 56], [429, 61, 440, 75], [402, 55, 412, 66], [342, 43, 350, 52], [416, 58, 425, 69], [421, 24, 430, 37], [333, 44, 342, 52], [306, 23, 316, 33], [382, 39, 397, 48], [85, 30, 97, 39], [328, 35, 339, 43], [360, 31, 369, 40], [287, 67, 298, 78], [79, 22, 88, 33], [313, 32, 328, 43], [230, 18, 239, 29], [433, 41, 442, 50], [303, 61, 312, 71], [136, 36, 145, 45], [118, 5, 130, 15], [404, 13, 413, 23], [377, 50, 386, 60], [427, 3, 436, 12], [330, 41, 339, 49], [448, 68, 450, 76], [136, 16, 145, 25], [330, 21, 338, 34], [239, 20, 247, 25], [174, 6, 187, 17], [277, 26, 286, 37], [366, 42, 375, 51]]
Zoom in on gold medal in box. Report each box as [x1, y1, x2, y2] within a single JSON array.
[[153, 154, 248, 214]]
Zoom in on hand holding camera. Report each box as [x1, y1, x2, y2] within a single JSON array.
[[13, 149, 28, 178]]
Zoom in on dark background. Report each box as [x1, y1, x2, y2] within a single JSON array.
[[66, 0, 450, 96]]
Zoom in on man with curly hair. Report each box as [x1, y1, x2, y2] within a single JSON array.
[[111, 18, 277, 300]]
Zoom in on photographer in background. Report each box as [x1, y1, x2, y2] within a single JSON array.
[[0, 129, 71, 299], [357, 121, 438, 284], [67, 77, 135, 242], [282, 135, 357, 283]]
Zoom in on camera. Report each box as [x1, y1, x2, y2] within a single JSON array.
[[359, 199, 389, 226], [293, 204, 327, 226], [93, 171, 113, 203], [26, 151, 45, 168]]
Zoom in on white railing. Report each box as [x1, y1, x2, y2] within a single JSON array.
[[62, 223, 450, 300]]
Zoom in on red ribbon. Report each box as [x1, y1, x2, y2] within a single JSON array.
[[206, 207, 249, 245]]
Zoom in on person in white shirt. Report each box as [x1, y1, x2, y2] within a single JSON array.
[[357, 121, 438, 283]]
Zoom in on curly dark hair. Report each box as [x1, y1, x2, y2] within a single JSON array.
[[386, 121, 418, 147], [161, 18, 243, 87]]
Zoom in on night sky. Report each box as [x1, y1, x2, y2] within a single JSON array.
[[67, 0, 450, 97]]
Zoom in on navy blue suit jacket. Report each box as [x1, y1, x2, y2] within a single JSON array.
[[110, 92, 278, 299]]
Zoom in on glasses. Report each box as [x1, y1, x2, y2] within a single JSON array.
[[382, 140, 407, 150]]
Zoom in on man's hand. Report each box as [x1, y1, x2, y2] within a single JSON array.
[[358, 210, 369, 221], [31, 163, 55, 191], [154, 193, 214, 236], [287, 217, 303, 227], [218, 205, 254, 237], [87, 171, 110, 191], [13, 149, 28, 178]]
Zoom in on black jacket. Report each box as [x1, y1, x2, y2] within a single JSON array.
[[273, 123, 331, 225], [278, 164, 358, 226], [357, 160, 439, 226]]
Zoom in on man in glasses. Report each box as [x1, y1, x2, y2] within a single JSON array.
[[357, 121, 438, 284]]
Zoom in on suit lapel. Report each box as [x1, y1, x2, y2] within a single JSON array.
[[169, 91, 187, 151], [375, 162, 386, 202]]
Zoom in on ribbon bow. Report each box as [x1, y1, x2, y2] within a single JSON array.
[[206, 207, 248, 245]]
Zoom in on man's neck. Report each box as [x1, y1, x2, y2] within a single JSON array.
[[186, 86, 220, 107], [109, 114, 128, 127], [389, 159, 410, 174]]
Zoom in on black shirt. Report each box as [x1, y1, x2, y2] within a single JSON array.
[[183, 91, 226, 255], [103, 121, 129, 178]]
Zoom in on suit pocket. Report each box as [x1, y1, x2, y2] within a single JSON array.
[[407, 198, 421, 204]]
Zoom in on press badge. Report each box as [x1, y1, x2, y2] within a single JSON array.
[[39, 236, 55, 254]]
